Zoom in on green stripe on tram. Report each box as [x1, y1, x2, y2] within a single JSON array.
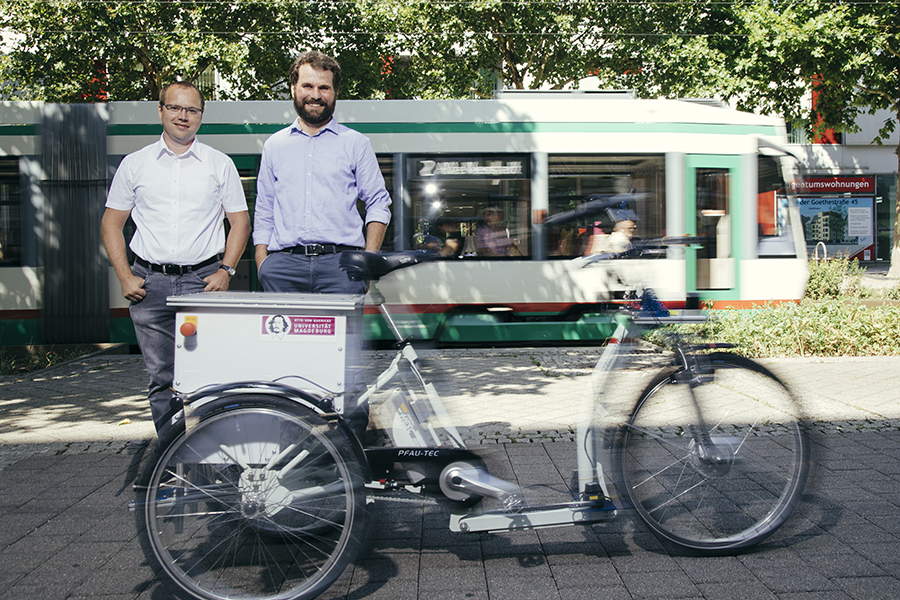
[[0, 124, 38, 136], [106, 121, 779, 138]]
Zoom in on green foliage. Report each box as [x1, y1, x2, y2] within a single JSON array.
[[805, 256, 900, 301], [805, 255, 864, 300], [0, 0, 897, 112], [729, 0, 899, 144], [0, 0, 396, 101], [647, 258, 900, 358], [698, 300, 900, 358], [369, 0, 635, 98]]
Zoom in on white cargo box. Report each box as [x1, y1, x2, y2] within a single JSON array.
[[168, 292, 364, 397]]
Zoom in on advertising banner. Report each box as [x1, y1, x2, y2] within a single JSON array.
[[796, 196, 875, 261]]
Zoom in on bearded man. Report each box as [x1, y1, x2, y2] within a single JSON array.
[[252, 52, 391, 439], [253, 50, 392, 295]]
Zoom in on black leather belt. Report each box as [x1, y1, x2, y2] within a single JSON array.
[[135, 255, 219, 275], [277, 244, 359, 256]]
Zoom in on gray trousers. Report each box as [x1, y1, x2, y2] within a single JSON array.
[[258, 251, 369, 438], [129, 260, 220, 439]]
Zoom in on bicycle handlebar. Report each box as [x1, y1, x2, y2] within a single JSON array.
[[661, 235, 712, 246]]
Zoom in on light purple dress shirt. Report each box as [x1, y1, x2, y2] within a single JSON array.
[[252, 118, 392, 250]]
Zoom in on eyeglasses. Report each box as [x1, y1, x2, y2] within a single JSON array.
[[163, 104, 202, 117]]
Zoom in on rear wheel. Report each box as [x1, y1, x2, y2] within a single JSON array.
[[617, 353, 809, 553], [136, 396, 367, 600]]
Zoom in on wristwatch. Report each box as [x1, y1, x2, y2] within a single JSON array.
[[219, 264, 236, 277]]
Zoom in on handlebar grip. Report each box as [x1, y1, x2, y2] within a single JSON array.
[[661, 235, 710, 246]]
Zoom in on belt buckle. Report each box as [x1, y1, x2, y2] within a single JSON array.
[[161, 264, 182, 275], [305, 244, 325, 256]]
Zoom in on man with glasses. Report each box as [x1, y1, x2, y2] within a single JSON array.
[[101, 81, 250, 441]]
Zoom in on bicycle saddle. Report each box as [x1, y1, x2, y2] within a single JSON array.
[[340, 250, 437, 281]]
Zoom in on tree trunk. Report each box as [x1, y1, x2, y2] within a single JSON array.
[[888, 142, 900, 279]]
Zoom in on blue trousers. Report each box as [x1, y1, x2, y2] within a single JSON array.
[[257, 251, 367, 295], [129, 260, 220, 438]]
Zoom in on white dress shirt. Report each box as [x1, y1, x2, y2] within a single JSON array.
[[106, 135, 248, 265]]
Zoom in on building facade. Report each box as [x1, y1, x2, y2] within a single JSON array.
[[788, 108, 899, 263]]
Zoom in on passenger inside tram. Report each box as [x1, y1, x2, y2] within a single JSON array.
[[475, 207, 521, 256]]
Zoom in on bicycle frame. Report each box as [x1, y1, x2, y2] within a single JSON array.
[[139, 249, 809, 600], [360, 279, 636, 533], [359, 268, 731, 535]]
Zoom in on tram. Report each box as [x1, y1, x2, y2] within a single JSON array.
[[0, 91, 807, 346]]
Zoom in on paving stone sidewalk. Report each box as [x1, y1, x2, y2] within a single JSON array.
[[1, 351, 899, 599]]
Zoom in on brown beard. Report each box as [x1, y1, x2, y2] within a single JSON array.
[[294, 96, 335, 126]]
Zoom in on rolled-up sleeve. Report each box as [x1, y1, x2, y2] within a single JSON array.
[[354, 137, 392, 226]]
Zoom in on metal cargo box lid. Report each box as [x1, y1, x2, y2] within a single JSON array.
[[167, 291, 363, 311]]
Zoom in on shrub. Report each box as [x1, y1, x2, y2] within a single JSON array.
[[0, 348, 87, 376], [643, 257, 900, 357], [699, 300, 900, 357], [805, 255, 868, 299]]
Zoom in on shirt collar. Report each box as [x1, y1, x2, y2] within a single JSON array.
[[154, 133, 205, 160], [290, 117, 338, 137]]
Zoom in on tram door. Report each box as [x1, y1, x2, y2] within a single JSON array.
[[685, 155, 741, 297]]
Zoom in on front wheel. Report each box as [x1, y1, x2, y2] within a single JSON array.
[[136, 396, 368, 600], [617, 353, 809, 553]]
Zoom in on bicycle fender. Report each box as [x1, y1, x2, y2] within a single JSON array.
[[181, 380, 333, 418], [179, 381, 371, 480]]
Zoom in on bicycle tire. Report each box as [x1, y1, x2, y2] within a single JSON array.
[[616, 353, 809, 553], [135, 395, 368, 600]]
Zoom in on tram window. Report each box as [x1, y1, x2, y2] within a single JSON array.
[[374, 155, 395, 252], [757, 155, 798, 257], [547, 155, 665, 258], [0, 158, 21, 266], [407, 155, 531, 258]]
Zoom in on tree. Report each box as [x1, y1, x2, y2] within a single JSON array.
[[727, 0, 900, 274], [0, 0, 399, 102], [0, 0, 744, 102], [358, 0, 649, 99]]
